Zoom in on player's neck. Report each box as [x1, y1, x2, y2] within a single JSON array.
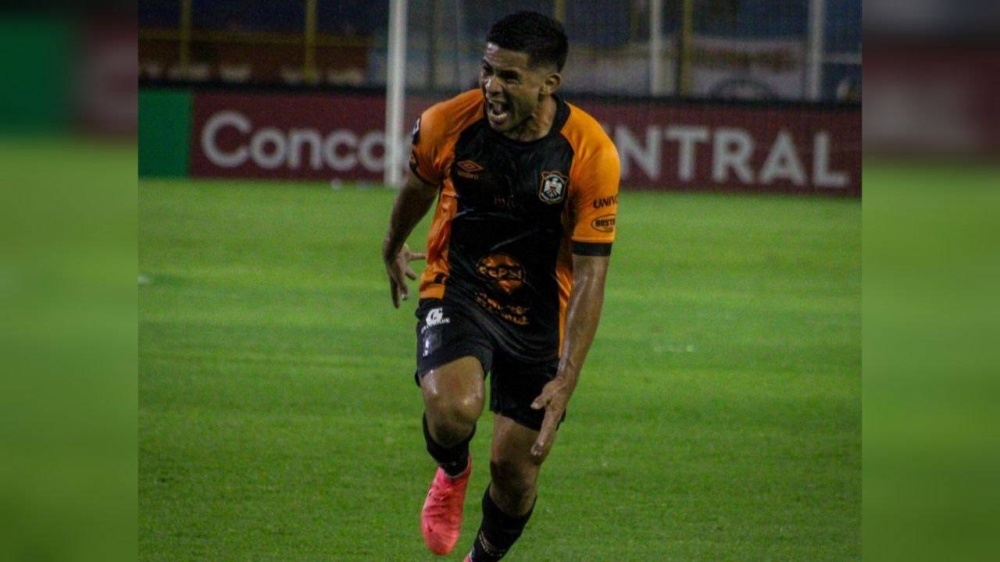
[[506, 96, 556, 142]]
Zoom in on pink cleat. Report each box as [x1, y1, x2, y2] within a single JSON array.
[[420, 456, 472, 555]]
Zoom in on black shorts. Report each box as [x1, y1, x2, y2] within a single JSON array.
[[414, 298, 560, 431]]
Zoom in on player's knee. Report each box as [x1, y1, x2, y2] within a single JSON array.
[[425, 384, 482, 419], [424, 394, 482, 444]]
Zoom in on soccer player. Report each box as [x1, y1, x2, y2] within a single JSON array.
[[382, 11, 619, 561]]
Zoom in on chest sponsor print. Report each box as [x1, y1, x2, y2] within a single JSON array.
[[476, 253, 525, 295]]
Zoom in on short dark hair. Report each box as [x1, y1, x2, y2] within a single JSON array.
[[486, 11, 568, 71]]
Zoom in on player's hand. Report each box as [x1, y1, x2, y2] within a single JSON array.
[[384, 243, 426, 308], [530, 377, 573, 460]]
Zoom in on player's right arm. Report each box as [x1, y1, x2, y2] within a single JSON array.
[[382, 172, 438, 308], [384, 95, 472, 307]]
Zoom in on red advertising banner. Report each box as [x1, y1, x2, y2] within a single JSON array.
[[190, 91, 860, 195], [81, 17, 139, 136], [864, 43, 1000, 158], [190, 91, 420, 182], [584, 101, 860, 195]]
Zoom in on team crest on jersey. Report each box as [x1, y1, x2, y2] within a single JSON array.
[[538, 171, 568, 204]]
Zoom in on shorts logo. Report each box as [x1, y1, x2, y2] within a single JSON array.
[[421, 328, 441, 356], [538, 171, 568, 204], [477, 254, 525, 295], [425, 307, 450, 327], [591, 214, 616, 233]]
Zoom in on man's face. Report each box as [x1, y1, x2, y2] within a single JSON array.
[[479, 42, 555, 137]]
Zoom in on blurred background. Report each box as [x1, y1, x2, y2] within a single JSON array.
[[0, 4, 137, 562], [863, 3, 1000, 562], [138, 0, 860, 101], [138, 0, 862, 195], [3, 0, 999, 561]]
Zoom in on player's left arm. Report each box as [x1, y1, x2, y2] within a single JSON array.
[[530, 122, 620, 459], [530, 253, 610, 459]]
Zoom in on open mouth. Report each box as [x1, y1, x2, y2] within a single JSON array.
[[487, 100, 510, 125]]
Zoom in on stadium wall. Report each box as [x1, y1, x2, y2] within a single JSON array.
[[139, 87, 860, 196]]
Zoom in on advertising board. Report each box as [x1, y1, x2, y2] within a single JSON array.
[[189, 90, 860, 195]]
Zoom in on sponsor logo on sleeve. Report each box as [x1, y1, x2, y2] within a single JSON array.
[[591, 214, 616, 233], [592, 195, 618, 209]]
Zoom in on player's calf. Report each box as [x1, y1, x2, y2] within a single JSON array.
[[487, 456, 540, 515], [467, 485, 535, 562]]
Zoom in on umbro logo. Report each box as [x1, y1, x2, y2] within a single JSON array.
[[455, 160, 484, 180], [456, 160, 484, 173]]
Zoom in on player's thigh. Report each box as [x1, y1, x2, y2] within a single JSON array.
[[489, 353, 559, 433], [414, 298, 492, 416]]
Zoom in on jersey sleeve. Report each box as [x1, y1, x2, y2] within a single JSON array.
[[409, 104, 448, 186], [569, 137, 620, 256]]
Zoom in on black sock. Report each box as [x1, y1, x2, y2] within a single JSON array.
[[470, 485, 534, 562], [422, 413, 474, 477]]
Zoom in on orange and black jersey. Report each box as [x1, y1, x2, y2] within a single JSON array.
[[410, 89, 620, 361]]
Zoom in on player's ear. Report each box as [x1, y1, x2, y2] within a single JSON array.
[[540, 72, 562, 96]]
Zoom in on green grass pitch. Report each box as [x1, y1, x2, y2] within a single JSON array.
[[139, 179, 860, 561]]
